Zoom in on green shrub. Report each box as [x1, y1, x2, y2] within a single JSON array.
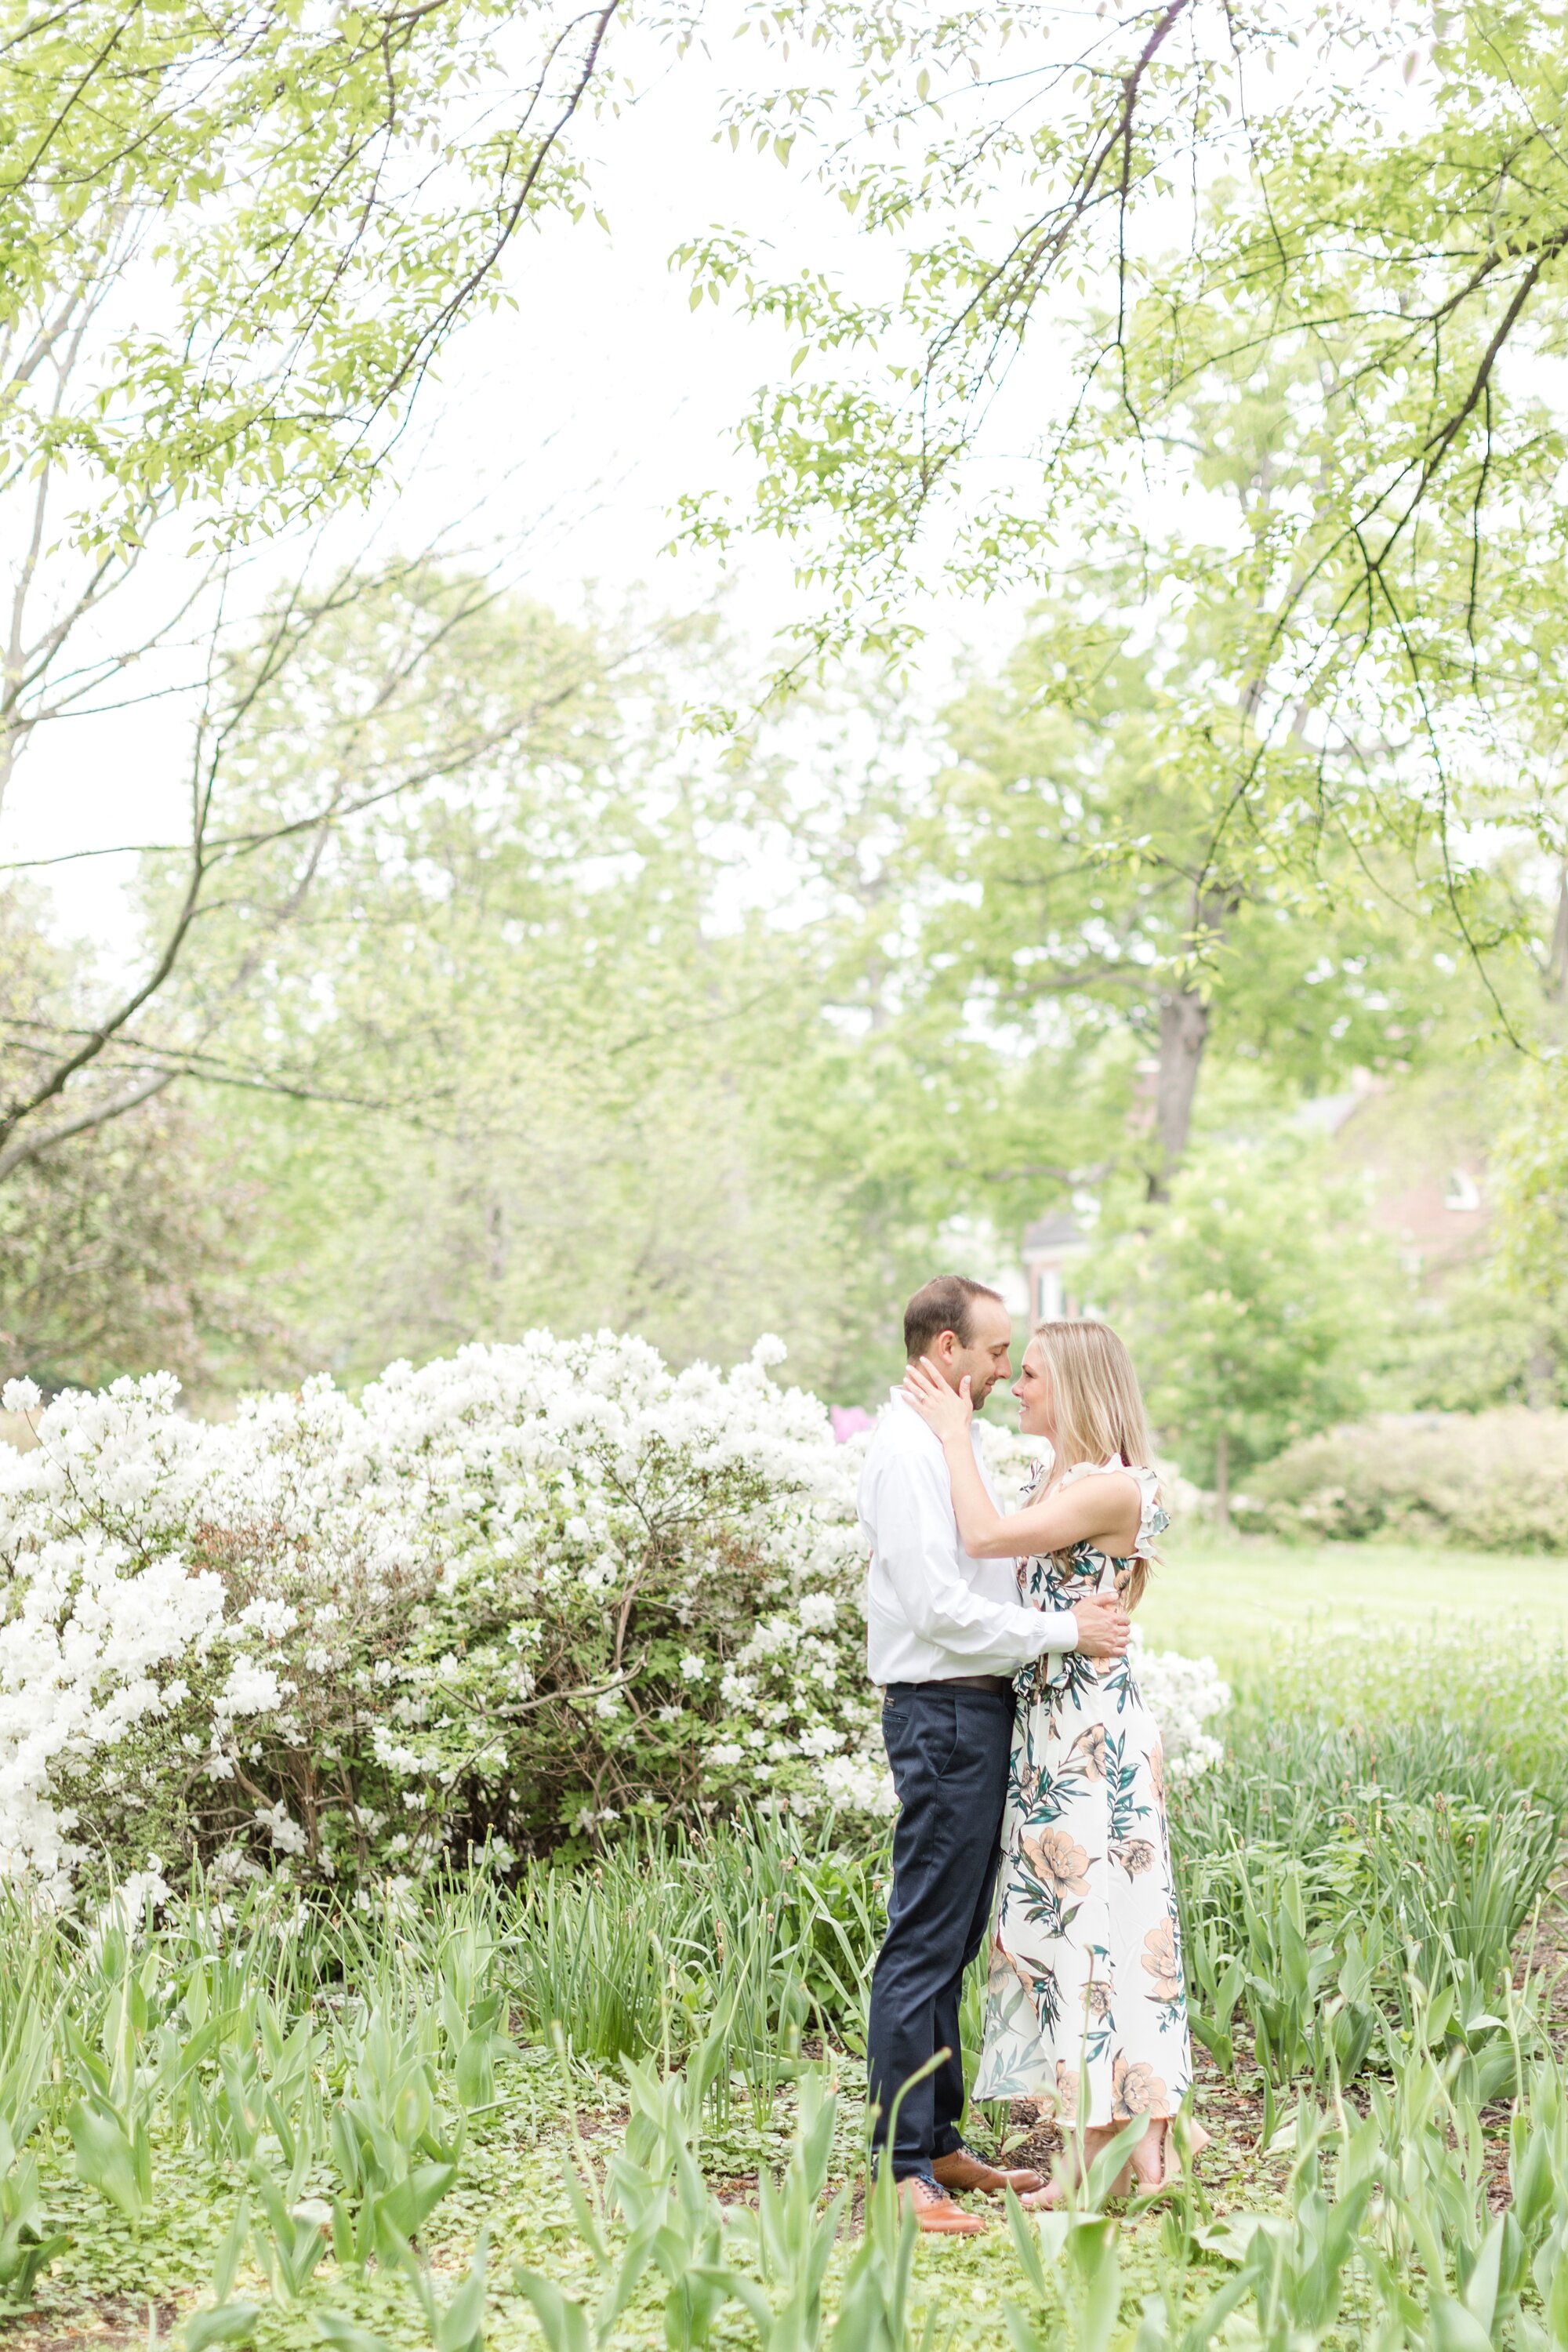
[[1236, 1406, 1568, 1551]]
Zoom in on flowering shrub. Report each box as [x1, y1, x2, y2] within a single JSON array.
[[0, 1337, 877, 1894], [1130, 1635, 1229, 1780], [0, 1342, 1230, 1898]]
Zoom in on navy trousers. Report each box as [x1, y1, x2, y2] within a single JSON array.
[[866, 1681, 1014, 2176]]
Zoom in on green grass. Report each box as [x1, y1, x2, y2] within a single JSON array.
[[1137, 1534, 1568, 1675]]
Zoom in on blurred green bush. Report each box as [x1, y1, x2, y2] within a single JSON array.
[[1236, 1407, 1568, 1551]]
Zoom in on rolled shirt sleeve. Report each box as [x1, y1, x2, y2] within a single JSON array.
[[869, 1448, 1078, 1668]]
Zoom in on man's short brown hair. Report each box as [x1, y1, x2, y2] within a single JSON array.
[[903, 1274, 1005, 1363]]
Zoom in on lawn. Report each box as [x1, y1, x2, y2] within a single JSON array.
[[1137, 1533, 1568, 1676]]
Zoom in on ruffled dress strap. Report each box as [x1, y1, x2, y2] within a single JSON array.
[[1127, 1461, 1169, 1557], [1057, 1457, 1167, 1557], [1054, 1458, 1104, 1492]]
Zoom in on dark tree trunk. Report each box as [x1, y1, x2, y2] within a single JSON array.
[[1213, 1425, 1231, 1534], [1147, 886, 1232, 1199], [1547, 868, 1568, 1034], [1526, 1339, 1555, 1411], [1151, 982, 1210, 1196]]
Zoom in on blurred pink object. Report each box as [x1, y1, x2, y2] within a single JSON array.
[[831, 1405, 876, 1443]]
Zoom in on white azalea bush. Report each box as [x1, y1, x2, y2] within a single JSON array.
[[0, 1339, 1229, 1900], [1130, 1635, 1230, 1780], [0, 1336, 878, 1896]]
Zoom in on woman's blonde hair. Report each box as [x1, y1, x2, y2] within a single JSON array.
[[1033, 1319, 1160, 1606]]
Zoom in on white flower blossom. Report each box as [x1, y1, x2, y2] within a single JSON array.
[[212, 1660, 283, 1722], [236, 1598, 298, 1643], [92, 1865, 171, 1945], [371, 1727, 424, 1774], [739, 1617, 797, 1662], [1131, 1632, 1230, 1779], [254, 1800, 309, 1856], [816, 1752, 897, 1815]]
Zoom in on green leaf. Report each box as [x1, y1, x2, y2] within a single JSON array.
[[315, 2315, 400, 2352], [184, 2303, 261, 2352], [1193, 2216, 1280, 2266], [455, 2034, 494, 2111], [211, 2198, 249, 2307], [511, 2269, 590, 2352], [65, 2102, 143, 2224], [373, 2161, 456, 2255], [1004, 2187, 1051, 2299], [1428, 2294, 1496, 2352]]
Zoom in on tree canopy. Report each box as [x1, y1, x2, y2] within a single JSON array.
[[684, 2, 1568, 1022]]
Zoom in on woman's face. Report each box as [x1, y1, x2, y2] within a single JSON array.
[[1013, 1341, 1056, 1441]]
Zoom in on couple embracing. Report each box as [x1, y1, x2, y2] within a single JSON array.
[[857, 1274, 1202, 2234]]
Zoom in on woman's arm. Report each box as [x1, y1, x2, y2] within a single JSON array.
[[902, 1359, 1143, 1559], [977, 1472, 1142, 1561]]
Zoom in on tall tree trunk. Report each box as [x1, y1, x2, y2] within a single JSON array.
[[1151, 982, 1209, 1197], [1526, 1338, 1555, 1410], [1530, 874, 1567, 1406], [1213, 1426, 1230, 1534], [1547, 867, 1568, 1036], [1148, 886, 1232, 1200]]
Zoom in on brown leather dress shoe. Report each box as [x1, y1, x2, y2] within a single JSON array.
[[931, 2147, 1046, 2198], [895, 2176, 989, 2235]]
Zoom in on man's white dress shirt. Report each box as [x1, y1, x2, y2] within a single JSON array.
[[858, 1390, 1080, 1684]]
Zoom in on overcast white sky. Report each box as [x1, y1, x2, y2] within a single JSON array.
[[9, 20, 950, 958], [9, 0, 1422, 958]]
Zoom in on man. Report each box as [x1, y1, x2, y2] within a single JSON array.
[[858, 1273, 1131, 2235]]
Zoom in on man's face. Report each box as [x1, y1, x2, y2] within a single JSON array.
[[943, 1298, 1014, 1407]]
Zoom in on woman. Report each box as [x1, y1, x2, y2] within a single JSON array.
[[902, 1318, 1199, 2198]]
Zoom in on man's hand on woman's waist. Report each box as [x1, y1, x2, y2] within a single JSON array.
[[1071, 1595, 1131, 1659]]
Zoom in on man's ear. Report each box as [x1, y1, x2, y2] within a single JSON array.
[[929, 1327, 960, 1367]]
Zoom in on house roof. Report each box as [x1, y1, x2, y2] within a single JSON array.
[[1295, 1090, 1365, 1138], [1023, 1210, 1090, 1253]]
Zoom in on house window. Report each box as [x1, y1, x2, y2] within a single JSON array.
[[1443, 1170, 1482, 1213], [1036, 1266, 1064, 1321]]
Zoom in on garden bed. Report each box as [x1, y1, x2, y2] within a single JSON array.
[[0, 1612, 1558, 2351]]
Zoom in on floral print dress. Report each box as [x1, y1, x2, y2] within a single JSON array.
[[971, 1460, 1192, 2127]]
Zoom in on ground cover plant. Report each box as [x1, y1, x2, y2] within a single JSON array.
[[0, 1612, 1548, 2352]]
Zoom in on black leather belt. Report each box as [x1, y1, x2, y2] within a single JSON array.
[[884, 1674, 1013, 1698]]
